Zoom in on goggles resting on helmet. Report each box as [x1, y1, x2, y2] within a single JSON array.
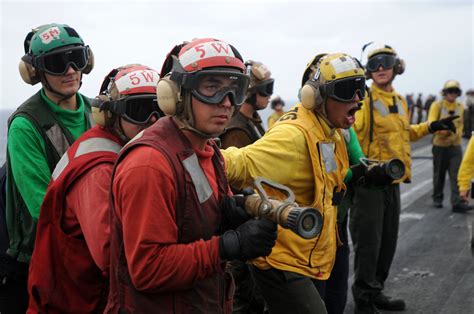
[[366, 54, 396, 72], [30, 45, 90, 75], [171, 69, 250, 106], [96, 94, 163, 125], [323, 76, 366, 102], [256, 79, 275, 97]]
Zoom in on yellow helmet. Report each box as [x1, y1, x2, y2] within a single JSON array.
[[363, 43, 405, 76], [442, 80, 462, 96], [300, 52, 365, 110], [367, 45, 397, 59]]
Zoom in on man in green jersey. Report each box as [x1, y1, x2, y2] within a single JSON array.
[[2, 23, 94, 313]]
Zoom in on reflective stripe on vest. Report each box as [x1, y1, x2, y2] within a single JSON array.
[[373, 100, 389, 117], [373, 99, 405, 117], [441, 106, 460, 117], [341, 128, 350, 144], [181, 153, 213, 204], [46, 123, 71, 158], [395, 98, 406, 116], [52, 137, 122, 180]]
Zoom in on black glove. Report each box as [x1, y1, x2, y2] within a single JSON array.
[[220, 195, 252, 231], [219, 219, 277, 261], [429, 115, 458, 133], [349, 163, 367, 185], [365, 164, 394, 186]]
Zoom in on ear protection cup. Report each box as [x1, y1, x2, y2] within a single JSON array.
[[92, 94, 115, 127], [19, 59, 40, 85], [300, 82, 319, 110], [156, 75, 181, 115], [300, 53, 327, 110], [82, 47, 94, 74], [19, 30, 40, 85], [395, 58, 405, 75]]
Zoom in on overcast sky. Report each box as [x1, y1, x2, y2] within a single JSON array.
[[1, 0, 473, 121]]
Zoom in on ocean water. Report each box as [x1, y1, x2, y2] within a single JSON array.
[[0, 109, 14, 164]]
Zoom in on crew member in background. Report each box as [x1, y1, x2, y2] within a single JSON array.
[[105, 38, 277, 313], [223, 52, 366, 314], [415, 93, 424, 123], [2, 23, 94, 313], [220, 60, 274, 314], [428, 80, 471, 212], [458, 135, 474, 202], [351, 43, 458, 314], [463, 89, 474, 138], [267, 96, 286, 128], [27, 64, 162, 313], [220, 60, 273, 149]]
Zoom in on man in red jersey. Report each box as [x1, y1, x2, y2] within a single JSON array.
[[28, 64, 162, 313], [105, 38, 277, 313]]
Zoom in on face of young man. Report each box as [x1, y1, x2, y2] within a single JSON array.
[[191, 74, 237, 135], [325, 94, 361, 129], [445, 91, 459, 103], [120, 116, 157, 140], [371, 66, 395, 88], [44, 66, 82, 98], [255, 93, 271, 110]]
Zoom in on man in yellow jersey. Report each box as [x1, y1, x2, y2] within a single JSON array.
[[267, 96, 286, 128], [428, 80, 471, 212], [458, 135, 474, 201], [223, 52, 365, 314], [351, 43, 457, 313]]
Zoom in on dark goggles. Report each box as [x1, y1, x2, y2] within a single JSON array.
[[256, 79, 274, 97], [366, 54, 396, 72], [101, 95, 163, 125], [33, 45, 90, 75], [445, 88, 461, 95], [324, 76, 366, 102], [172, 70, 250, 106]]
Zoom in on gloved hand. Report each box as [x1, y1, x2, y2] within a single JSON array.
[[365, 164, 394, 186], [219, 219, 277, 261], [221, 195, 252, 231], [349, 163, 367, 185], [429, 115, 458, 133]]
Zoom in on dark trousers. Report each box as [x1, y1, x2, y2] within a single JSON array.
[[324, 187, 352, 314], [0, 259, 29, 314], [432, 145, 463, 206], [250, 266, 327, 314], [228, 260, 265, 314], [349, 184, 400, 305]]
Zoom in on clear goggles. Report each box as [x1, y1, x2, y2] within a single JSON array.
[[33, 45, 90, 75], [97, 94, 163, 125], [324, 76, 366, 102], [366, 54, 396, 72], [173, 70, 250, 106], [256, 79, 275, 97]]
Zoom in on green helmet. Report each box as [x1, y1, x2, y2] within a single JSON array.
[[26, 23, 85, 57]]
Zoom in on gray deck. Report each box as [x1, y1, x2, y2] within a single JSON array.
[[344, 136, 474, 314]]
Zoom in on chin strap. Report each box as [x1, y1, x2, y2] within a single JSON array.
[[314, 95, 336, 129], [113, 118, 130, 144], [174, 117, 218, 139]]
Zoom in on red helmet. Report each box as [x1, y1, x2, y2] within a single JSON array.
[[177, 38, 246, 72]]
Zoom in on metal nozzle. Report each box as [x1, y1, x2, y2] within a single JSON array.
[[244, 177, 323, 239]]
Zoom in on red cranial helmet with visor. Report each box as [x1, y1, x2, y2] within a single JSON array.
[[92, 64, 162, 128], [156, 38, 249, 137]]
